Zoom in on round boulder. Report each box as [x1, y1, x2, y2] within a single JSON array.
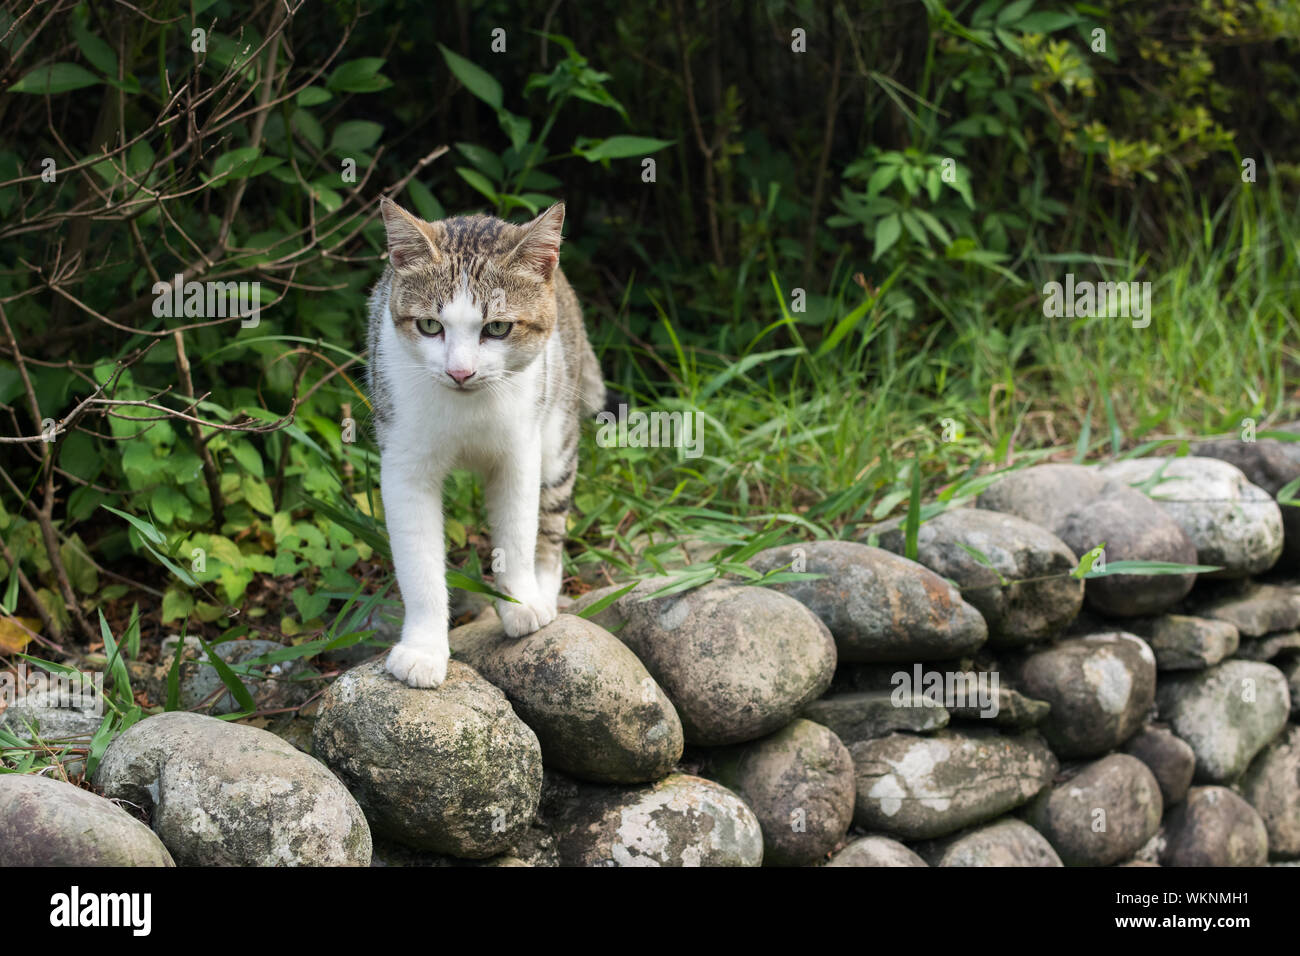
[[448, 613, 683, 783], [872, 507, 1083, 646], [1239, 723, 1300, 859], [1122, 724, 1196, 806], [976, 463, 1198, 617], [703, 718, 855, 867], [1023, 754, 1163, 866], [572, 579, 835, 745], [849, 729, 1057, 839], [748, 541, 988, 662], [1100, 457, 1283, 577], [923, 818, 1063, 867], [95, 711, 370, 866], [1016, 633, 1157, 758], [312, 659, 541, 859], [1160, 786, 1269, 866], [1155, 660, 1290, 783], [0, 774, 174, 866], [542, 772, 763, 866], [824, 835, 928, 867]]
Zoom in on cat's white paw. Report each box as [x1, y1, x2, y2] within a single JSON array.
[[497, 594, 557, 637], [386, 643, 449, 688]]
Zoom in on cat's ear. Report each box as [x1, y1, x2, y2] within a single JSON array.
[[507, 202, 564, 280], [380, 196, 439, 271]]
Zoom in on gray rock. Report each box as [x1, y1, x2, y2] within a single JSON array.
[[1199, 584, 1300, 637], [0, 687, 103, 741], [824, 834, 928, 867], [1281, 657, 1300, 717], [704, 719, 855, 867], [1234, 631, 1300, 661], [1023, 754, 1163, 866], [1122, 725, 1196, 806], [976, 462, 1111, 529], [312, 660, 541, 859], [948, 684, 1052, 729], [572, 579, 835, 745], [1239, 723, 1300, 859], [371, 824, 560, 868], [1160, 786, 1269, 866], [920, 818, 1063, 867], [448, 613, 683, 783], [157, 637, 307, 715], [1126, 615, 1239, 670], [95, 711, 370, 866], [542, 772, 763, 866], [0, 774, 174, 866], [977, 464, 1198, 616], [873, 508, 1083, 646], [1100, 457, 1284, 577], [849, 729, 1057, 839], [748, 541, 988, 662], [1192, 435, 1300, 565], [802, 690, 948, 744], [1155, 660, 1291, 782], [1016, 633, 1157, 758]]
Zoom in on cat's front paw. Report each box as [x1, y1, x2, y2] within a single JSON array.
[[497, 593, 557, 637], [386, 642, 449, 688]]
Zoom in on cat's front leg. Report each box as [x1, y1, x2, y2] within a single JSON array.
[[487, 439, 556, 636], [381, 458, 450, 688]]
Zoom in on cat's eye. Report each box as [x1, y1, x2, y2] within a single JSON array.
[[416, 317, 443, 336], [483, 321, 512, 339]]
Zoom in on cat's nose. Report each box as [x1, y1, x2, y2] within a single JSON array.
[[448, 368, 476, 384]]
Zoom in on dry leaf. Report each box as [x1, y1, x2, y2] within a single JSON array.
[[0, 616, 41, 653]]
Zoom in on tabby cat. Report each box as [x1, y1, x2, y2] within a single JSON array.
[[368, 197, 604, 688]]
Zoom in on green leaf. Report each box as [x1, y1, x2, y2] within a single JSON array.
[[8, 63, 101, 94], [197, 637, 256, 713], [242, 477, 274, 516], [228, 439, 265, 477], [446, 568, 516, 603], [210, 147, 261, 181], [454, 142, 505, 181], [326, 58, 391, 93], [98, 609, 132, 708], [575, 582, 637, 619], [954, 542, 1008, 587], [296, 85, 332, 107], [71, 15, 118, 77], [406, 180, 445, 222], [102, 504, 165, 546], [904, 461, 922, 560], [1084, 560, 1222, 578], [456, 167, 499, 204], [330, 120, 384, 155], [576, 136, 675, 162], [165, 634, 185, 711], [497, 110, 531, 153], [438, 44, 502, 109], [291, 586, 330, 623], [161, 587, 194, 622], [1276, 474, 1300, 507], [873, 214, 902, 261]]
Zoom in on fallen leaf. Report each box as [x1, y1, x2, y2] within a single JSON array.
[[0, 616, 41, 653]]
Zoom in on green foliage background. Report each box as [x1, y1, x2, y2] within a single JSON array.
[[0, 0, 1298, 658]]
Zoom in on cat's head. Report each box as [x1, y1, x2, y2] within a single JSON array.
[[378, 197, 564, 394]]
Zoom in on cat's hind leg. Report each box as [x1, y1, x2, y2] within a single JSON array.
[[535, 440, 577, 613]]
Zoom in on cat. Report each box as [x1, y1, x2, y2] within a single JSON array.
[[367, 196, 604, 688]]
